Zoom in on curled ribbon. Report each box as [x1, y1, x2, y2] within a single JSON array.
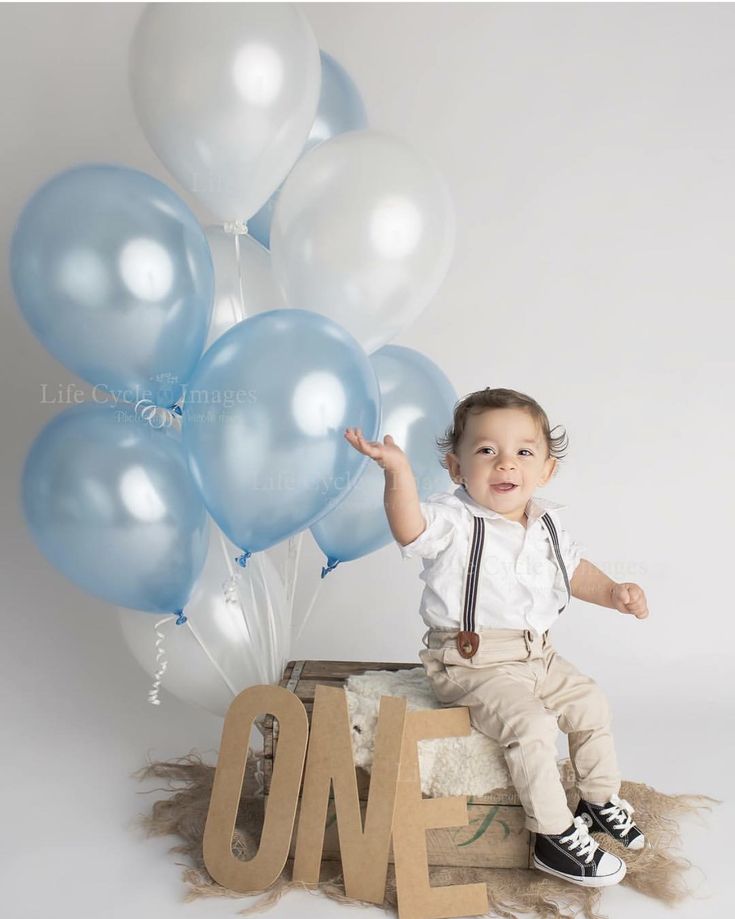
[[134, 399, 176, 430], [223, 574, 241, 606], [146, 611, 187, 706], [147, 615, 174, 706]]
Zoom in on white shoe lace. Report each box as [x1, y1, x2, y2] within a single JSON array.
[[560, 816, 600, 864], [600, 793, 635, 835]]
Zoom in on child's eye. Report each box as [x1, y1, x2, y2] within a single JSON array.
[[478, 448, 533, 456]]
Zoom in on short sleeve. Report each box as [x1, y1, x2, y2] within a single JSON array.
[[542, 509, 585, 581], [398, 500, 459, 561], [558, 523, 585, 581]]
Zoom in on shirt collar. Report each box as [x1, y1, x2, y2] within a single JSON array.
[[452, 484, 567, 524]]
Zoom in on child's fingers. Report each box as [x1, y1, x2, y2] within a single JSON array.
[[345, 427, 383, 459], [614, 582, 649, 619], [627, 600, 648, 618], [345, 427, 366, 444], [627, 585, 648, 618]]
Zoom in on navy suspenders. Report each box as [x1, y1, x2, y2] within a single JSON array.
[[456, 512, 571, 659]]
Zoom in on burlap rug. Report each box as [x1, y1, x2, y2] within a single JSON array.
[[133, 746, 719, 919]]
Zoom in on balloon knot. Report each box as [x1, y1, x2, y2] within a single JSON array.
[[174, 610, 187, 625], [171, 404, 183, 416], [223, 220, 249, 236], [134, 398, 174, 429], [236, 551, 252, 568], [321, 558, 341, 579]]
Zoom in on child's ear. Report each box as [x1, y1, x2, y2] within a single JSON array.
[[446, 452, 461, 483], [541, 456, 558, 484]]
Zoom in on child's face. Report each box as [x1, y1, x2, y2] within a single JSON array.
[[446, 408, 557, 522]]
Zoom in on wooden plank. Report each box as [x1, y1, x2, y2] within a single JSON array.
[[284, 660, 306, 693], [274, 682, 349, 704], [282, 660, 421, 679]]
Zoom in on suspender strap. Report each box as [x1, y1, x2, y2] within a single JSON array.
[[456, 512, 572, 659], [457, 515, 485, 658], [463, 515, 485, 632], [541, 512, 571, 614]]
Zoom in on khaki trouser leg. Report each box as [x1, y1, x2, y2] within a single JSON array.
[[418, 627, 621, 836], [536, 649, 622, 806]]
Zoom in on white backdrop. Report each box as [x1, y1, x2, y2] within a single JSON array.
[[1, 4, 730, 918]]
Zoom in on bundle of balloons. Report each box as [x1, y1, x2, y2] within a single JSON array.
[[11, 4, 458, 718]]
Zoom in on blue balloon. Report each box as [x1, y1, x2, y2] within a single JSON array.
[[182, 309, 380, 559], [21, 401, 209, 613], [247, 50, 368, 248], [311, 345, 457, 574], [10, 163, 214, 408]]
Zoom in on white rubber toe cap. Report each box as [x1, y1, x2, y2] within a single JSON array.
[[627, 834, 645, 850], [597, 851, 627, 882]]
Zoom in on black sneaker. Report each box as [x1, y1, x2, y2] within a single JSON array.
[[574, 793, 646, 850], [532, 816, 626, 887]]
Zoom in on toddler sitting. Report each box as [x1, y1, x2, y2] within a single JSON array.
[[345, 386, 649, 888]]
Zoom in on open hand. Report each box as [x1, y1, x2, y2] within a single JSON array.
[[344, 427, 407, 472], [611, 582, 649, 619]]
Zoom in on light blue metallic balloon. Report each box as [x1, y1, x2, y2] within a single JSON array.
[[10, 163, 214, 408], [247, 50, 368, 248], [311, 345, 457, 575], [182, 309, 380, 559], [21, 401, 209, 614]]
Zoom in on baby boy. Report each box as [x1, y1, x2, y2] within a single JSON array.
[[345, 386, 649, 888]]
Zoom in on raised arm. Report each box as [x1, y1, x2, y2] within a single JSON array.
[[344, 427, 426, 546]]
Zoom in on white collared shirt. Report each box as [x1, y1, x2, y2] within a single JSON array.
[[398, 485, 585, 636]]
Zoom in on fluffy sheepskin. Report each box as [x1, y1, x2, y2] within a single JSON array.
[[344, 666, 516, 797]]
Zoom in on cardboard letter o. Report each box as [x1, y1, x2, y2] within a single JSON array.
[[203, 684, 309, 892]]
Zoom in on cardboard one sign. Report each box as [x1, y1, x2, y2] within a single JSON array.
[[203, 683, 489, 919]]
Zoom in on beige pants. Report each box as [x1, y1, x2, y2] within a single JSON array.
[[419, 627, 622, 835]]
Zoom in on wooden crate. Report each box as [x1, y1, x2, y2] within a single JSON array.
[[256, 660, 577, 869]]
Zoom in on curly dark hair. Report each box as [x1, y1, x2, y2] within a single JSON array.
[[435, 387, 568, 474]]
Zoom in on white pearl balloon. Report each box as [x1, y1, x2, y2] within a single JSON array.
[[204, 227, 286, 350], [129, 3, 321, 222], [118, 525, 290, 717], [270, 130, 456, 354]]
